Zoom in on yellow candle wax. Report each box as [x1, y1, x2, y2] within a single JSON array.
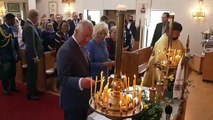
[[94, 76, 97, 94], [127, 77, 130, 93], [90, 80, 93, 98], [119, 101, 122, 112], [133, 75, 136, 98]]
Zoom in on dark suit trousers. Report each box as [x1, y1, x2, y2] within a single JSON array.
[[26, 59, 38, 95], [0, 62, 17, 91], [64, 108, 88, 120]]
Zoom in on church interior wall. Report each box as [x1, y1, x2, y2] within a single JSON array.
[[3, 0, 213, 54]]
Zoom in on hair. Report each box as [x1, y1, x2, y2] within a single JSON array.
[[79, 13, 83, 16], [173, 22, 183, 32], [166, 21, 183, 32], [75, 19, 93, 32], [50, 14, 54, 17], [28, 9, 39, 20], [59, 20, 70, 31], [163, 12, 170, 18], [109, 26, 116, 35], [93, 22, 108, 38], [5, 13, 15, 21], [100, 15, 109, 23]]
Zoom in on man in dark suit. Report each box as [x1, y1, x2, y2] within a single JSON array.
[[22, 9, 43, 100], [57, 20, 94, 120], [0, 13, 20, 95], [48, 14, 58, 32], [87, 15, 96, 26], [151, 12, 169, 47], [17, 14, 25, 29], [126, 15, 136, 51], [67, 12, 79, 37]]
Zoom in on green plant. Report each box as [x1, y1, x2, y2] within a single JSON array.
[[133, 100, 163, 120]]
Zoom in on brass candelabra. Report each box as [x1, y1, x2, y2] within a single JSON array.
[[89, 5, 144, 119]]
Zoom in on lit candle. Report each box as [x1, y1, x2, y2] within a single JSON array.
[[119, 101, 122, 113], [152, 66, 155, 88], [124, 76, 127, 88], [90, 80, 93, 98], [116, 4, 127, 11], [132, 100, 136, 109], [94, 76, 98, 95], [127, 77, 130, 93], [133, 75, 136, 98], [100, 77, 104, 93], [100, 71, 103, 80]]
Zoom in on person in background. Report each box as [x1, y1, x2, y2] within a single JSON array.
[[126, 15, 136, 49], [23, 9, 43, 100], [78, 13, 83, 21], [56, 14, 63, 30], [48, 14, 58, 32], [106, 26, 128, 75], [41, 21, 56, 52], [100, 15, 109, 24], [87, 15, 96, 26], [57, 20, 94, 120], [108, 20, 116, 30], [67, 12, 79, 37], [39, 16, 47, 32], [13, 17, 25, 49], [55, 20, 69, 53], [151, 12, 169, 47], [143, 22, 185, 87], [17, 14, 25, 29], [0, 13, 20, 95], [85, 22, 114, 80]]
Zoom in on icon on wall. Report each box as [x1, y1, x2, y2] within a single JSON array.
[[7, 3, 20, 12], [139, 3, 147, 14], [48, 2, 57, 15]]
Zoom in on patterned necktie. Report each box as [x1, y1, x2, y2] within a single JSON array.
[[80, 47, 89, 66]]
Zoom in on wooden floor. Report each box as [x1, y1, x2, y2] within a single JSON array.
[[185, 72, 213, 120]]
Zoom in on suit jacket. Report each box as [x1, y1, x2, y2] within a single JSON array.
[[20, 19, 25, 28], [57, 37, 91, 110], [128, 22, 136, 39], [23, 20, 43, 61], [151, 22, 168, 47], [67, 19, 78, 37], [0, 24, 19, 63]]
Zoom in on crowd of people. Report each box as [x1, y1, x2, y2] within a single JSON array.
[[0, 9, 137, 120]]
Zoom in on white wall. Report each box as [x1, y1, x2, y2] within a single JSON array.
[[35, 0, 213, 54], [151, 0, 213, 54]]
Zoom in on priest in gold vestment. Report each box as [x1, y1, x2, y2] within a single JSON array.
[[143, 22, 185, 87]]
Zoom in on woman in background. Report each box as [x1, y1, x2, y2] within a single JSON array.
[[55, 20, 69, 52], [85, 22, 114, 80], [41, 21, 56, 52]]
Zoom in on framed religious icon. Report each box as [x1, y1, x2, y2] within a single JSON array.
[[62, 0, 75, 3], [48, 1, 58, 15], [7, 3, 20, 12]]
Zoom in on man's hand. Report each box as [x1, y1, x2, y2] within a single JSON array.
[[33, 57, 39, 63], [81, 77, 94, 89]]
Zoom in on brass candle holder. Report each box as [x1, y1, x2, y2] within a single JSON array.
[[89, 5, 143, 119]]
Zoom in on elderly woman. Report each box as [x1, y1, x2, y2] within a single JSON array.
[[41, 21, 56, 52], [85, 22, 114, 80]]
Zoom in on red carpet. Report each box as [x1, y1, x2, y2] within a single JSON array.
[[0, 82, 64, 120]]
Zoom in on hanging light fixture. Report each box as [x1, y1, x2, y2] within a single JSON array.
[[192, 0, 205, 20]]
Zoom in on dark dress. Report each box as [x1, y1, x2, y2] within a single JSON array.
[[41, 31, 56, 52], [106, 37, 115, 75], [55, 31, 69, 52]]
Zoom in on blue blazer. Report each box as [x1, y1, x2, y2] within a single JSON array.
[[57, 37, 91, 110]]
